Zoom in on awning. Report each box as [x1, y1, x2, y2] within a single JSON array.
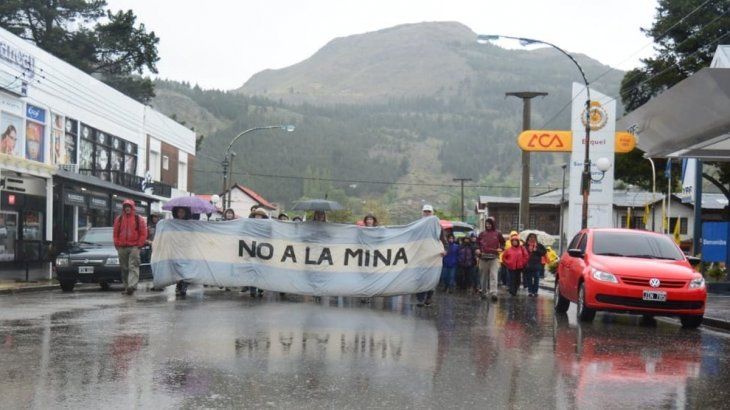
[[617, 68, 730, 160], [54, 168, 158, 202]]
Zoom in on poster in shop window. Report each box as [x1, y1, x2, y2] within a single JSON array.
[[0, 112, 23, 157], [64, 118, 77, 164], [25, 121, 44, 162], [51, 113, 65, 164]]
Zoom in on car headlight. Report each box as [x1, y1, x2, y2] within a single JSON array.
[[689, 277, 705, 289], [56, 257, 69, 267], [592, 268, 618, 283], [106, 257, 120, 266]]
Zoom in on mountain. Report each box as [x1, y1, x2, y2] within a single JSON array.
[[238, 21, 623, 106], [152, 22, 625, 222]]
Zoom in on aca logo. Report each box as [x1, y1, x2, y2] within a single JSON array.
[[581, 101, 608, 131]]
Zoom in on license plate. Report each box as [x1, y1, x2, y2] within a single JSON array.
[[78, 266, 94, 274], [643, 290, 666, 302]]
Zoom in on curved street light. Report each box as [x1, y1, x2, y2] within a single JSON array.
[[221, 125, 295, 209], [477, 34, 595, 229]]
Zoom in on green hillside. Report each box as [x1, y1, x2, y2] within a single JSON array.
[[150, 22, 624, 223]]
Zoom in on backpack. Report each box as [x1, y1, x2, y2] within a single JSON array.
[[115, 213, 142, 232]]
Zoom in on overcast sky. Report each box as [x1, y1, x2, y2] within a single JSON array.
[[106, 0, 659, 90]]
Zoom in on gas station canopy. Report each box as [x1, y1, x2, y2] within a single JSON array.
[[618, 67, 730, 160]]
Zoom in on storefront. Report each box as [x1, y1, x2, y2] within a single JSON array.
[[54, 168, 155, 248]]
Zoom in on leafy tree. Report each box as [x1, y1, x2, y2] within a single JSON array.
[[0, 1, 159, 102], [618, 0, 729, 205]]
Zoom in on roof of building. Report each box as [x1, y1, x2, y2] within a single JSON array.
[[479, 189, 726, 210], [478, 195, 561, 206], [219, 184, 276, 210]]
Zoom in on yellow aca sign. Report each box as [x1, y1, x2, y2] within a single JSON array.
[[517, 130, 636, 153]]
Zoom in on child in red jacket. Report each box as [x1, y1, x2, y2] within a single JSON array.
[[502, 232, 528, 296]]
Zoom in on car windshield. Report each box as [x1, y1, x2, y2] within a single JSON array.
[[592, 231, 684, 261], [80, 228, 114, 246]]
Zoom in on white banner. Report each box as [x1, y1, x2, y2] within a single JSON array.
[[567, 83, 616, 241], [151, 216, 444, 296]]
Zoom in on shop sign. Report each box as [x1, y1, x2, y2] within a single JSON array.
[[88, 195, 109, 210], [2, 175, 45, 196], [63, 191, 87, 207], [517, 130, 636, 153], [0, 40, 35, 78], [26, 104, 45, 123]]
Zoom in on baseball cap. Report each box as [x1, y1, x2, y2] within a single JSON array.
[[422, 204, 434, 212]]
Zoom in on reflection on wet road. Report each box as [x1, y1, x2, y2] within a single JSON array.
[[1, 289, 729, 408]]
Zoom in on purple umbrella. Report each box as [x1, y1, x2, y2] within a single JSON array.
[[162, 196, 217, 214]]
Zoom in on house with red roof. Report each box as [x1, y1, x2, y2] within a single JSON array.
[[209, 183, 277, 219]]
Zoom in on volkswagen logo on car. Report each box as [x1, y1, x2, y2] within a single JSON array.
[[649, 278, 661, 288]]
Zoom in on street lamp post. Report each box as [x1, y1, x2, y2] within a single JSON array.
[[221, 125, 295, 210], [477, 34, 593, 229]]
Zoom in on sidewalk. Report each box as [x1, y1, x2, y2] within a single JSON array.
[[539, 275, 730, 331]]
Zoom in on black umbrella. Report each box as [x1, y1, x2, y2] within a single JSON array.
[[291, 199, 344, 211]]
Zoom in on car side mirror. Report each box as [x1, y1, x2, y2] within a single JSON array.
[[567, 248, 584, 258], [686, 255, 701, 267]]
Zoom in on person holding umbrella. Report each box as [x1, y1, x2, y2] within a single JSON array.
[[171, 206, 193, 297]]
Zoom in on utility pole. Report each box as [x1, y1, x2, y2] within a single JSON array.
[[453, 178, 472, 222], [221, 156, 229, 209], [507, 91, 547, 230]]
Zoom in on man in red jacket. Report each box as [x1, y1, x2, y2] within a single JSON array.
[[113, 199, 148, 295], [475, 217, 505, 301]]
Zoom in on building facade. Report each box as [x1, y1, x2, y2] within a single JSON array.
[[0, 27, 196, 280]]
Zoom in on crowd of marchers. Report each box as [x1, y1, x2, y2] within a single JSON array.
[[112, 200, 556, 303]]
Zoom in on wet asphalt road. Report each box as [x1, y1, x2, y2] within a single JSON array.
[[1, 286, 730, 409]]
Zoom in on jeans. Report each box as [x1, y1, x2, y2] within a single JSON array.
[[508, 269, 522, 295], [441, 266, 456, 290], [525, 268, 541, 295]]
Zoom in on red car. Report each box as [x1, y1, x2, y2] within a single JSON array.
[[554, 228, 706, 328]]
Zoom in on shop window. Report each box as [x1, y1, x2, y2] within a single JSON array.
[[79, 123, 137, 182], [0, 211, 18, 261], [162, 155, 169, 170]]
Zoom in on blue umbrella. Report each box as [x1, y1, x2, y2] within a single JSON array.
[[162, 196, 217, 214]]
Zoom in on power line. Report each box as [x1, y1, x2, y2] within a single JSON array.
[[191, 168, 551, 190], [537, 3, 727, 129]]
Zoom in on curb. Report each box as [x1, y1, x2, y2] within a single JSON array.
[[0, 283, 101, 295], [0, 285, 60, 295]]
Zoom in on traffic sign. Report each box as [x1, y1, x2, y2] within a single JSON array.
[[517, 130, 636, 153]]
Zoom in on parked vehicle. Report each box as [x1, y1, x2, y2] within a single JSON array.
[[55, 227, 152, 292], [554, 228, 706, 328]]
